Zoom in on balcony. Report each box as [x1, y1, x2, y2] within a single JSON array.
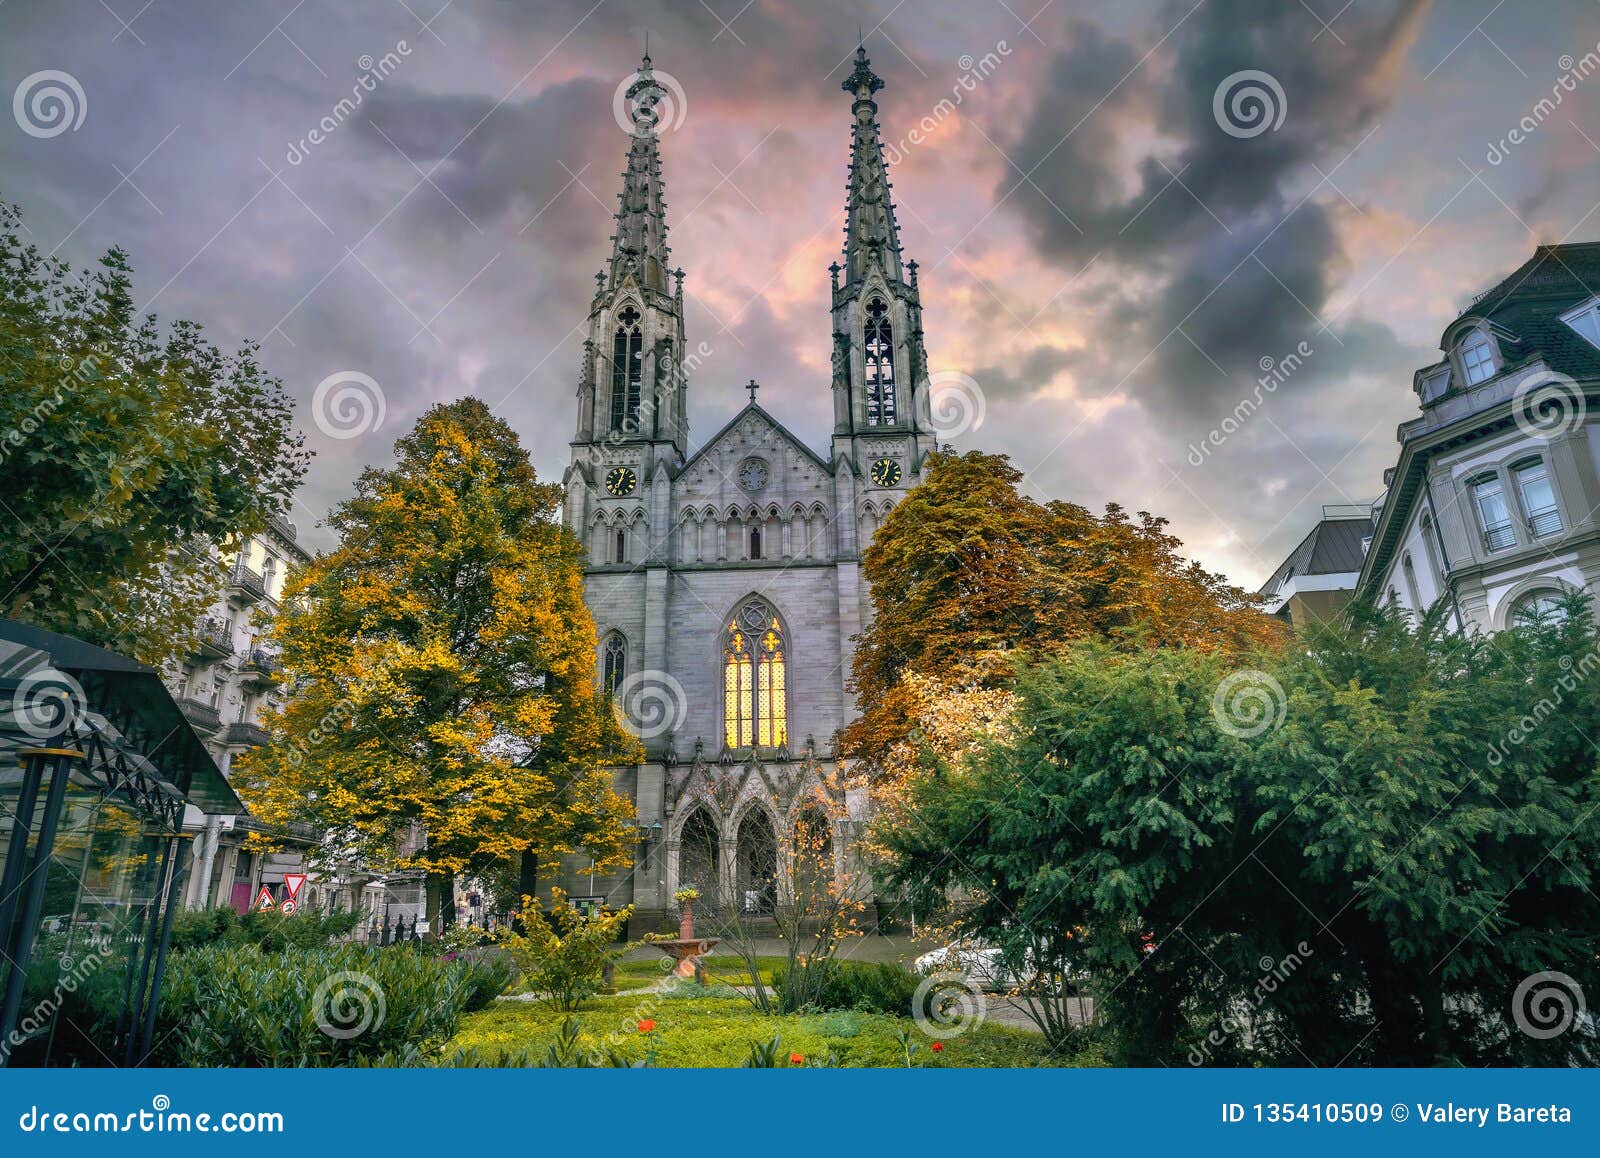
[[1527, 506, 1563, 539], [239, 649, 281, 688], [1481, 521, 1517, 553], [188, 617, 234, 662], [228, 563, 268, 604], [179, 698, 222, 734], [221, 721, 271, 747]]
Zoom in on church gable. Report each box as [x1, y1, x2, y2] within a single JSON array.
[[673, 405, 833, 514]]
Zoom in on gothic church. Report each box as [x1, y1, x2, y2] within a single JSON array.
[[554, 47, 940, 923]]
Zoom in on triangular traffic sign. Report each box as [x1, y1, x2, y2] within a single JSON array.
[[254, 884, 276, 911], [284, 872, 306, 900]]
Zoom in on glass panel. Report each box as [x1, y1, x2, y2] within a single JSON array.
[[1471, 477, 1514, 551], [1513, 461, 1561, 538], [1460, 336, 1495, 384], [1513, 592, 1567, 627], [1567, 307, 1600, 347]]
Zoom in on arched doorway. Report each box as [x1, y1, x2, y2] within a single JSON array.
[[678, 807, 719, 907], [735, 809, 777, 914]]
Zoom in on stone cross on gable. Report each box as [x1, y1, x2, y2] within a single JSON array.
[[747, 378, 760, 404]]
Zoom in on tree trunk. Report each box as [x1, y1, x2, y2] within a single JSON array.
[[515, 851, 538, 933], [425, 871, 455, 938]]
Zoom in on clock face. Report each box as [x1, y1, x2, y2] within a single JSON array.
[[737, 457, 770, 493], [605, 466, 637, 497], [870, 458, 902, 488]]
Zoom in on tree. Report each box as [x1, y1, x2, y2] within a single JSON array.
[[843, 450, 1283, 769], [0, 198, 308, 664], [881, 598, 1600, 1065], [700, 772, 870, 1015], [235, 398, 637, 927]]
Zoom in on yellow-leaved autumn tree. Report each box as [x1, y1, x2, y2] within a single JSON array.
[[845, 450, 1286, 773], [236, 398, 637, 925]]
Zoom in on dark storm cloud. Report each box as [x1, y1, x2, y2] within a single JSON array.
[[4, 0, 1595, 591], [353, 79, 616, 239], [1001, 0, 1430, 417]]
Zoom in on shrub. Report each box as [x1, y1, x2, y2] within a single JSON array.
[[150, 942, 483, 1066], [772, 959, 919, 1015], [500, 889, 633, 1011], [456, 953, 516, 1013], [167, 906, 362, 954]]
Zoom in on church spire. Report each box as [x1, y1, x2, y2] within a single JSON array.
[[608, 53, 673, 295], [840, 43, 903, 287]]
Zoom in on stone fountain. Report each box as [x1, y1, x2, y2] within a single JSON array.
[[649, 891, 719, 984]]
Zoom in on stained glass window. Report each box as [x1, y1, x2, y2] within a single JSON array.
[[864, 298, 896, 425], [724, 603, 786, 749]]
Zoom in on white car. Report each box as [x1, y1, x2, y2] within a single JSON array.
[[915, 940, 1031, 991]]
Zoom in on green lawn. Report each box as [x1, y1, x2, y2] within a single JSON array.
[[449, 982, 1102, 1068]]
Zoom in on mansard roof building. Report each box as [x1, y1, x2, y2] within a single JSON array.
[[1357, 242, 1600, 631], [1264, 243, 1600, 633]]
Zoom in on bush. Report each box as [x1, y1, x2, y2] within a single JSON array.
[[772, 959, 919, 1015], [150, 942, 487, 1066], [456, 953, 516, 1013], [501, 889, 632, 1011], [167, 906, 362, 954]]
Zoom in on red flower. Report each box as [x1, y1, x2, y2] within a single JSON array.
[[638, 1019, 655, 1033], [930, 1041, 944, 1052], [789, 1052, 804, 1065]]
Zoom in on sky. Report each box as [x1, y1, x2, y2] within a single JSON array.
[[4, 0, 1599, 589]]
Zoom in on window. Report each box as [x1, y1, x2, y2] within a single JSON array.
[[614, 528, 627, 564], [610, 305, 643, 433], [1511, 589, 1568, 628], [1562, 297, 1600, 348], [602, 635, 626, 695], [1511, 458, 1562, 538], [1458, 332, 1495, 385], [749, 528, 762, 559], [1469, 474, 1515, 551], [723, 600, 787, 749], [1402, 553, 1422, 610], [863, 297, 896, 425]]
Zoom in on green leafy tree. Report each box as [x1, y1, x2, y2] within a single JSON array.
[[882, 598, 1600, 1065], [0, 198, 308, 663], [236, 398, 636, 927]]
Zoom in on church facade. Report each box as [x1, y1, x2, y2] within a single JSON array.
[[552, 48, 940, 925]]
